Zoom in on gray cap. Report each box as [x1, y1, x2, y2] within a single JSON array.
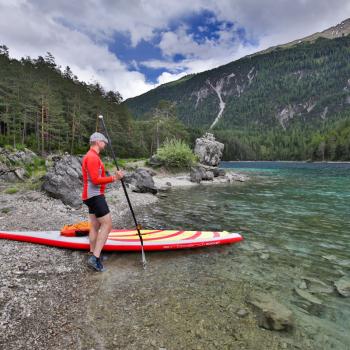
[[90, 132, 108, 144]]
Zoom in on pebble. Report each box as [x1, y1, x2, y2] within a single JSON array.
[[259, 253, 270, 260], [298, 280, 307, 289], [236, 308, 248, 317]]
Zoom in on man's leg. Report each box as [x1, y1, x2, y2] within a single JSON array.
[[89, 214, 101, 253], [93, 212, 112, 258]]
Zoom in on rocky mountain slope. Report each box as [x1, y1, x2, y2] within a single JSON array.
[[125, 19, 350, 135]]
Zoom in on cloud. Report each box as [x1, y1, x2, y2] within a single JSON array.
[[1, 0, 350, 99], [209, 0, 350, 49], [0, 0, 155, 99], [157, 71, 188, 85]]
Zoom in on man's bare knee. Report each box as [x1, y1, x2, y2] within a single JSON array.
[[101, 221, 112, 232], [89, 214, 101, 231], [97, 213, 112, 231]]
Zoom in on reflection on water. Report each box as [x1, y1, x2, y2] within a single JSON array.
[[140, 162, 350, 349]]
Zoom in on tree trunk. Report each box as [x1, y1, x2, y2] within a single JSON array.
[[41, 96, 44, 155], [71, 103, 76, 154]]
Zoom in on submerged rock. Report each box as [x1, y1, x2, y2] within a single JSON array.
[[334, 277, 350, 297], [226, 172, 247, 182], [298, 280, 307, 290], [301, 277, 334, 295], [294, 288, 323, 305], [246, 293, 294, 331], [259, 253, 270, 260]]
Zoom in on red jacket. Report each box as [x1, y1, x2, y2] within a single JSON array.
[[81, 148, 114, 200]]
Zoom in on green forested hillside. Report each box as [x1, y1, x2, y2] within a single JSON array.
[[2, 33, 350, 161], [126, 35, 350, 160], [0, 46, 195, 159], [0, 46, 135, 156]]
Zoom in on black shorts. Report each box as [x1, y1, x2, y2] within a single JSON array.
[[83, 195, 110, 218]]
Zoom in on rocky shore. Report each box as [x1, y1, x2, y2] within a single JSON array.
[[0, 181, 159, 349], [0, 146, 255, 350], [3, 146, 350, 349], [0, 171, 313, 350]]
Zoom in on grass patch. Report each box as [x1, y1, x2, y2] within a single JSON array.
[[23, 177, 44, 191], [5, 187, 18, 194], [104, 157, 147, 171], [24, 157, 46, 177]]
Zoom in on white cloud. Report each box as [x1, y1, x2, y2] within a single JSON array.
[[142, 22, 257, 83], [157, 71, 188, 85], [1, 0, 350, 98], [0, 0, 155, 99], [209, 0, 350, 50], [140, 59, 186, 73]]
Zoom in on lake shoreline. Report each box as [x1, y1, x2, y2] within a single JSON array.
[[0, 169, 254, 349], [222, 160, 350, 164], [3, 162, 348, 349]]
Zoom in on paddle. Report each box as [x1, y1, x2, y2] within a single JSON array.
[[98, 115, 147, 269]]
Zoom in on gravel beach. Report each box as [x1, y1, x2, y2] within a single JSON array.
[[0, 174, 294, 350], [0, 182, 158, 350]]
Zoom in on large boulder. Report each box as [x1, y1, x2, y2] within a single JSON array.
[[246, 293, 294, 331], [190, 165, 215, 183], [41, 155, 83, 208], [190, 166, 207, 183], [0, 147, 36, 181], [0, 162, 20, 182], [190, 164, 227, 183], [194, 133, 224, 166], [3, 148, 37, 165], [212, 167, 226, 177], [124, 168, 157, 194], [148, 154, 163, 167]]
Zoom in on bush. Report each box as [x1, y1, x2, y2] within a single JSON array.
[[15, 143, 26, 151], [156, 139, 197, 169]]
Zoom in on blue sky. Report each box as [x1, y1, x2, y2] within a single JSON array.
[[1, 0, 350, 98], [107, 9, 257, 84]]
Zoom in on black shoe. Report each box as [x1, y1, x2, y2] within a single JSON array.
[[87, 255, 106, 272], [88, 252, 107, 261]]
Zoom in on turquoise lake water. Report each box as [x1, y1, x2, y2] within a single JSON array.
[[140, 162, 350, 349]]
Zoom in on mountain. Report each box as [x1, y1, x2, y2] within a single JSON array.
[[255, 18, 350, 56], [125, 19, 350, 160]]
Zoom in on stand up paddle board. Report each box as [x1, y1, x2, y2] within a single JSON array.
[[0, 229, 243, 251]]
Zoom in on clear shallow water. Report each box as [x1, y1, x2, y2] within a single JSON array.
[[140, 162, 350, 349]]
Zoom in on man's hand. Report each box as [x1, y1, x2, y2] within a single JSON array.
[[114, 170, 124, 181]]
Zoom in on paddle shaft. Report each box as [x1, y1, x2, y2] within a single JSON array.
[[98, 116, 147, 267]]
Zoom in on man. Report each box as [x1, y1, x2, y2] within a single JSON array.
[[82, 132, 124, 272]]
